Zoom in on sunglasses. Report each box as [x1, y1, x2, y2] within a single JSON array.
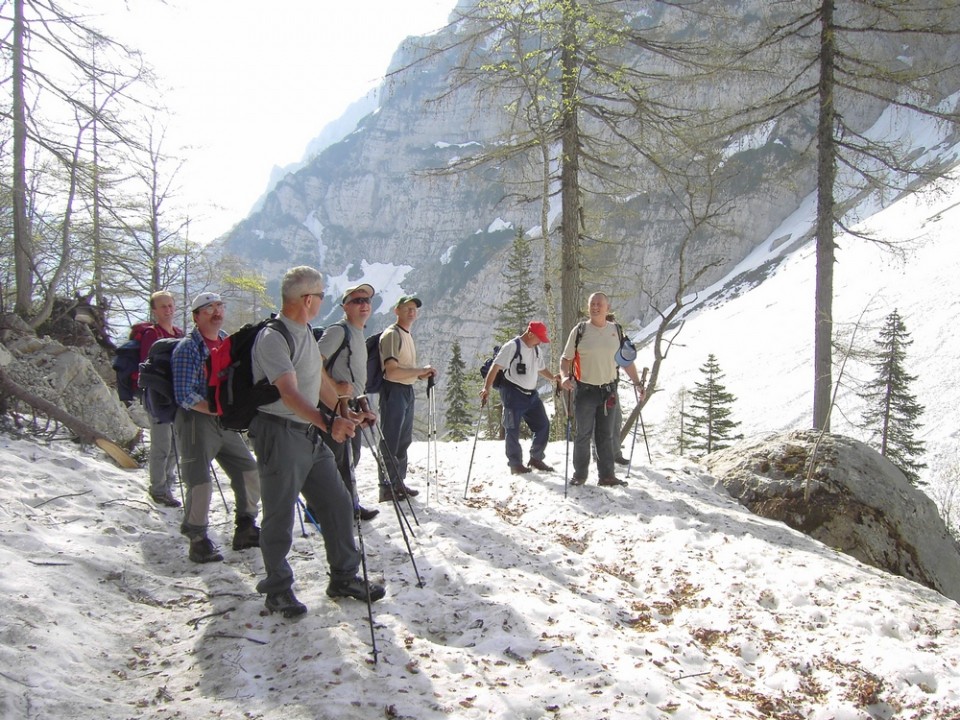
[[301, 292, 325, 302], [346, 296, 372, 306]]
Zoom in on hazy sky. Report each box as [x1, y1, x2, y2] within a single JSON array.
[[97, 0, 455, 243]]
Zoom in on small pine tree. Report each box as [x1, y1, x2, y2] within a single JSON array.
[[858, 309, 927, 485], [486, 227, 540, 439], [684, 355, 742, 457], [445, 341, 473, 441]]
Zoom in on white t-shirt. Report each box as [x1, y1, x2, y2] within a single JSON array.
[[494, 337, 546, 391]]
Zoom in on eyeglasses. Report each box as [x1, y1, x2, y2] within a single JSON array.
[[198, 302, 225, 313], [346, 297, 372, 306], [302, 292, 325, 302]]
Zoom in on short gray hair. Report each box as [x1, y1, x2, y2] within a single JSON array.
[[281, 266, 323, 301]]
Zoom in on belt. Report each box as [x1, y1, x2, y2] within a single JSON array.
[[257, 411, 315, 435], [576, 380, 617, 393]]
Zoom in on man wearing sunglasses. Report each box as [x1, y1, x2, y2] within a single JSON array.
[[171, 292, 262, 564], [315, 283, 380, 521]]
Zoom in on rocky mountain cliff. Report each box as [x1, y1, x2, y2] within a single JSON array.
[[213, 1, 959, 423]]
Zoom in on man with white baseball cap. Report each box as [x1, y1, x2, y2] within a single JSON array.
[[170, 292, 261, 563]]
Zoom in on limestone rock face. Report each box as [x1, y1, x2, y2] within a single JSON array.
[[704, 430, 960, 603], [215, 1, 960, 421]]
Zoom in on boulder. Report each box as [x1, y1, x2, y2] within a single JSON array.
[[0, 316, 139, 447], [704, 429, 960, 603]]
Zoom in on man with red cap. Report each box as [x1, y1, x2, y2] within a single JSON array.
[[480, 321, 560, 474]]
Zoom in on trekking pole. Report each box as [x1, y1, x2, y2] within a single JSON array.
[[360, 425, 424, 587], [626, 411, 640, 479], [344, 437, 379, 664], [171, 432, 186, 510], [372, 421, 420, 527], [636, 367, 652, 465], [462, 400, 488, 500], [209, 464, 230, 515], [296, 498, 322, 536], [425, 376, 435, 505], [561, 386, 573, 499], [428, 376, 440, 502]]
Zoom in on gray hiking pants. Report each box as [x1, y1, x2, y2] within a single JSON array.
[[249, 413, 360, 596], [173, 410, 260, 538]]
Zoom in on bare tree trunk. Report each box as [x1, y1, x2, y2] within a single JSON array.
[[813, 0, 837, 431], [12, 0, 33, 317], [559, 1, 583, 344]]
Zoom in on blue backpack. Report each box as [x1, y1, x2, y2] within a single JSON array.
[[138, 337, 181, 424]]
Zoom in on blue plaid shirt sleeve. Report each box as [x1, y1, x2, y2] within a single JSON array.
[[172, 329, 208, 410]]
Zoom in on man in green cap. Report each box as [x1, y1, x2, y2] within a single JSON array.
[[377, 295, 436, 501]]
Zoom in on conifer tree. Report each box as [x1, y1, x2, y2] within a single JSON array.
[[684, 355, 742, 457], [858, 309, 927, 485], [445, 340, 474, 441], [485, 227, 540, 439]]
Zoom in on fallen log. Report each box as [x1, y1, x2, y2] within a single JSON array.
[[0, 366, 138, 469]]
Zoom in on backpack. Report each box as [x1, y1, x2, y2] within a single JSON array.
[[313, 321, 352, 373], [111, 321, 154, 402], [482, 338, 536, 390], [206, 317, 295, 431], [364, 331, 385, 394], [479, 345, 503, 388], [138, 337, 181, 424]]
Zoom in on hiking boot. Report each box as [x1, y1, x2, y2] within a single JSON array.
[[326, 576, 386, 602], [400, 483, 419, 497], [150, 491, 181, 508], [570, 474, 587, 486], [510, 464, 532, 475], [598, 476, 628, 487], [379, 484, 405, 503], [528, 458, 553, 472], [265, 589, 307, 619], [232, 516, 260, 550], [614, 456, 630, 466], [356, 506, 380, 522], [188, 536, 223, 563]]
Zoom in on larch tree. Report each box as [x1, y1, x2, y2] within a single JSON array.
[[735, 0, 960, 431]]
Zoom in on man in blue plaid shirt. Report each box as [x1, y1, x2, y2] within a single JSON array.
[[171, 292, 261, 564]]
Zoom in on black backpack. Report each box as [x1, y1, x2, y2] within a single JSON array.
[[481, 338, 530, 390], [364, 331, 385, 394], [138, 337, 181, 424], [206, 317, 294, 431], [313, 321, 351, 373], [111, 321, 153, 402]]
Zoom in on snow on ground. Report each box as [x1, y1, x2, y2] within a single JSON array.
[[1, 427, 958, 720]]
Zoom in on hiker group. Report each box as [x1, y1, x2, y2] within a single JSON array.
[[121, 270, 643, 620]]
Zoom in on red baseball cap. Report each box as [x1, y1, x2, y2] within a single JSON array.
[[527, 321, 550, 343]]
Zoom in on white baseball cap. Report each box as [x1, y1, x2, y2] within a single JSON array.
[[191, 292, 222, 312]]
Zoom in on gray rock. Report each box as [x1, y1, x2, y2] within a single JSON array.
[[704, 430, 960, 603]]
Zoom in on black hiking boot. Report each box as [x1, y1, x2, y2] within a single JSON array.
[[265, 589, 307, 619], [356, 505, 380, 521], [510, 464, 532, 475], [232, 516, 260, 550], [150, 491, 181, 508], [379, 484, 406, 503], [598, 476, 628, 487], [399, 483, 419, 497], [528, 459, 553, 472], [570, 474, 587, 486], [614, 455, 630, 466], [326, 576, 386, 602], [188, 536, 223, 564]]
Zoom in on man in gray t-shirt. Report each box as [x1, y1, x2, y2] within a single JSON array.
[[248, 266, 384, 619], [315, 283, 379, 521]]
